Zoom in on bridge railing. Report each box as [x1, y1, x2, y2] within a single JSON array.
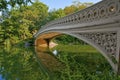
[[43, 0, 119, 28], [36, 0, 120, 37]]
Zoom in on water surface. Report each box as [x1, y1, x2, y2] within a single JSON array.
[[0, 45, 118, 80]]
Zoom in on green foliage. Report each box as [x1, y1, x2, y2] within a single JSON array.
[[52, 45, 98, 53], [28, 1, 49, 27], [0, 0, 32, 9], [0, 0, 93, 46], [0, 1, 48, 45], [1, 1, 120, 80], [64, 1, 93, 15], [64, 5, 77, 15], [51, 45, 120, 80], [48, 9, 66, 22], [54, 34, 86, 45]]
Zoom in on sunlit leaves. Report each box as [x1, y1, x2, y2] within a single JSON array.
[[48, 9, 65, 21], [0, 1, 48, 44], [64, 1, 93, 15], [64, 5, 77, 15]]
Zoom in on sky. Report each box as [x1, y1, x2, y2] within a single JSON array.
[[39, 0, 102, 10], [0, 0, 102, 16]]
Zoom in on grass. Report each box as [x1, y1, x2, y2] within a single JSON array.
[[52, 44, 99, 53]]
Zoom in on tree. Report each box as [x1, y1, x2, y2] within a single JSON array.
[[0, 1, 49, 45], [48, 8, 65, 22], [64, 5, 77, 15], [0, 0, 32, 10], [29, 1, 49, 27], [64, 1, 93, 15]]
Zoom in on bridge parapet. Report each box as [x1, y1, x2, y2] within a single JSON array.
[[40, 0, 120, 29]]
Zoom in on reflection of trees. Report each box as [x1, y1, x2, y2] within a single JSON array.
[[0, 46, 49, 80], [0, 45, 118, 80]]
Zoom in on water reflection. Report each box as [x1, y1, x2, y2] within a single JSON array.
[[52, 50, 58, 56], [0, 46, 51, 80], [35, 46, 66, 72], [0, 45, 116, 80], [0, 45, 66, 80], [0, 75, 4, 80]]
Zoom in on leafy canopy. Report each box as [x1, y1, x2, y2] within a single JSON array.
[[0, 0, 32, 10]]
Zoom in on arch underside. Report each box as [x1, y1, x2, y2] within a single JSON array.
[[35, 30, 119, 74]]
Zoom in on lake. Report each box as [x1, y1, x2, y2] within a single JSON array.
[[0, 45, 119, 80]]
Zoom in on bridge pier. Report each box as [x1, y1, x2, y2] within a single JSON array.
[[44, 39, 51, 49]]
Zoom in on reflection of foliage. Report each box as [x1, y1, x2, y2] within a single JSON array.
[[52, 45, 120, 80], [0, 44, 120, 80], [0, 46, 49, 80]]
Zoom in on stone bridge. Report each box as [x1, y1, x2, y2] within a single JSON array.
[[34, 0, 120, 74]]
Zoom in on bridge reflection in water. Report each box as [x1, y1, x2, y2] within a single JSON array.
[[35, 46, 66, 72], [35, 44, 116, 80]]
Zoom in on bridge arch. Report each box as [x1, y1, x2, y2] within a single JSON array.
[[35, 30, 117, 73], [34, 0, 120, 74]]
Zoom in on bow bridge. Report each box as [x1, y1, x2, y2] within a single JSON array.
[[34, 0, 120, 74]]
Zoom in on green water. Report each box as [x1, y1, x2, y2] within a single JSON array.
[[0, 46, 50, 80], [0, 45, 120, 80]]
